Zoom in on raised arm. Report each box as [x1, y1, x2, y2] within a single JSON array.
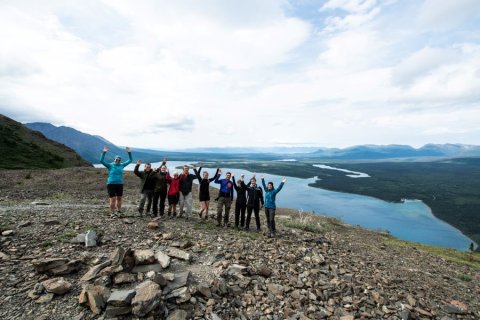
[[134, 160, 142, 177], [209, 168, 220, 182], [261, 177, 267, 190], [193, 167, 202, 181], [274, 179, 285, 195], [232, 176, 239, 192], [121, 147, 133, 167], [214, 169, 222, 184], [100, 147, 110, 168]]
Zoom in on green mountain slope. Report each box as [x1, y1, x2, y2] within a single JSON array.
[[0, 114, 91, 169]]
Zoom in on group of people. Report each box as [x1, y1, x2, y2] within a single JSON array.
[[100, 147, 286, 237]]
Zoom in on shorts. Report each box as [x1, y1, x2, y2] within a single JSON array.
[[168, 194, 179, 205], [107, 184, 123, 197]]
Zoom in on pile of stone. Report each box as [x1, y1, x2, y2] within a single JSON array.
[[77, 246, 198, 318]]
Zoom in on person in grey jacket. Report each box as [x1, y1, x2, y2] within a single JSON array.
[[261, 176, 286, 237]]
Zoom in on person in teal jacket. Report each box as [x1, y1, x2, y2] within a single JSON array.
[[100, 146, 132, 217], [261, 176, 286, 238]]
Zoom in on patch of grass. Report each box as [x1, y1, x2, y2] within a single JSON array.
[[84, 224, 100, 233], [41, 240, 55, 248], [55, 229, 77, 242], [235, 230, 260, 240], [456, 273, 473, 282], [49, 192, 72, 200], [193, 221, 217, 231], [383, 237, 480, 270], [280, 211, 341, 234]]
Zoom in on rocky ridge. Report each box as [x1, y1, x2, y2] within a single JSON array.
[[0, 168, 479, 319]]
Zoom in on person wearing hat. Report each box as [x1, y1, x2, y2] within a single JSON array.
[[100, 146, 133, 217]]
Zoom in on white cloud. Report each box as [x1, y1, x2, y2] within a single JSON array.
[[0, 0, 479, 149], [417, 0, 480, 31]]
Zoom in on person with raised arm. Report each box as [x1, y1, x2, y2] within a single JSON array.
[[178, 164, 198, 220], [232, 174, 248, 229], [261, 176, 286, 237], [214, 169, 234, 227], [245, 174, 264, 231], [152, 158, 168, 217], [100, 146, 133, 217], [165, 169, 184, 218], [134, 160, 155, 217], [193, 163, 219, 220]]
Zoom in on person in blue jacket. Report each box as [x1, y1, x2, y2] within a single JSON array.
[[215, 169, 234, 227], [100, 146, 133, 217], [261, 176, 286, 237]]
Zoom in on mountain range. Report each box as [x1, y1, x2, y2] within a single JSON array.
[[24, 121, 480, 163], [0, 115, 90, 169]]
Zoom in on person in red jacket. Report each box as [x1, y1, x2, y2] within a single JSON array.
[[166, 170, 184, 218]]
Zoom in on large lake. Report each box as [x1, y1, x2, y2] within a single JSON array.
[[96, 160, 474, 250]]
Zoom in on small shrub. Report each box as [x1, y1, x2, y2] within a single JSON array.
[[456, 273, 472, 282]]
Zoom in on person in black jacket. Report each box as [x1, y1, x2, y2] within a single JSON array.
[[179, 165, 198, 220], [245, 175, 264, 231], [152, 159, 168, 217], [232, 174, 247, 229], [134, 160, 156, 217], [193, 164, 219, 220]]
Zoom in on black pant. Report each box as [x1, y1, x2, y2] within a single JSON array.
[[246, 205, 261, 230], [265, 208, 276, 233], [152, 190, 167, 216], [235, 202, 246, 227]]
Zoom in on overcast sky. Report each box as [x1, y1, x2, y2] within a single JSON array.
[[1, 0, 479, 149]]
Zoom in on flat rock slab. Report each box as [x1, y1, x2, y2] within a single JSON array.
[[105, 305, 132, 317], [79, 285, 110, 315], [32, 258, 69, 273], [42, 277, 72, 295], [134, 249, 156, 265], [163, 271, 191, 295], [110, 247, 126, 266], [85, 230, 97, 247], [165, 287, 191, 304], [70, 234, 86, 244], [18, 221, 32, 228], [35, 293, 54, 304], [44, 219, 61, 225], [155, 251, 171, 268], [81, 260, 111, 282], [167, 309, 188, 320], [107, 289, 136, 307], [131, 280, 162, 317], [166, 247, 191, 261], [113, 272, 136, 284], [132, 263, 163, 274], [2, 230, 14, 236]]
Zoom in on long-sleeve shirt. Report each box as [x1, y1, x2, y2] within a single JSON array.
[[215, 176, 234, 199], [134, 164, 156, 191], [247, 183, 264, 207], [166, 173, 184, 196], [100, 152, 132, 184], [179, 172, 197, 195], [232, 177, 247, 204], [262, 179, 284, 209]]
